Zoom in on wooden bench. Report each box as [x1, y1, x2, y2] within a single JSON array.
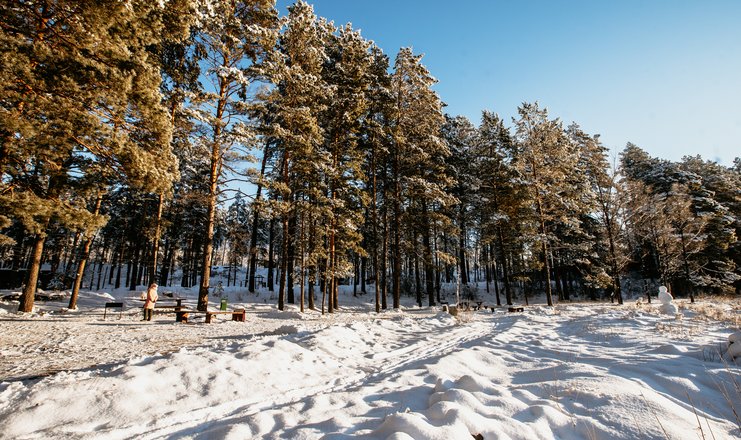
[[206, 309, 245, 323], [176, 308, 246, 323], [154, 299, 183, 309], [104, 302, 124, 320], [508, 307, 524, 313], [136, 299, 186, 320]]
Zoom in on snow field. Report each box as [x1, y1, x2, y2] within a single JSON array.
[[0, 290, 740, 439]]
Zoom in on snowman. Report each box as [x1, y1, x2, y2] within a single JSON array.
[[657, 285, 677, 315]]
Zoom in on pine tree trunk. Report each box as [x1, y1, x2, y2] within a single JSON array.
[[96, 259, 105, 290], [198, 180, 218, 311], [279, 213, 289, 311], [248, 141, 270, 292], [443, 233, 451, 283], [382, 208, 389, 310], [370, 146, 381, 313], [114, 245, 123, 289], [287, 214, 296, 304], [458, 205, 468, 285], [360, 256, 367, 295], [198, 69, 229, 311], [19, 233, 46, 313], [69, 195, 102, 309], [392, 201, 401, 309], [128, 243, 140, 291], [267, 217, 275, 291], [491, 243, 501, 306], [299, 215, 305, 312], [414, 251, 422, 307], [329, 218, 337, 312], [422, 202, 435, 306], [534, 190, 553, 306], [308, 217, 316, 310], [149, 193, 164, 285]]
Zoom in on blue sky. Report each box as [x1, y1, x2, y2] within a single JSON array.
[[276, 0, 741, 166]]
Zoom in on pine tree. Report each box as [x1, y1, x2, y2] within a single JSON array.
[[359, 45, 394, 313], [512, 102, 581, 306], [320, 24, 375, 311], [570, 125, 628, 303], [1, 1, 190, 312], [474, 111, 522, 305], [388, 48, 451, 309], [442, 116, 478, 288], [189, 0, 278, 311], [678, 156, 740, 295], [263, 0, 333, 311]]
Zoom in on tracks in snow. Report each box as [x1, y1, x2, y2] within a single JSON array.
[[139, 314, 495, 439]]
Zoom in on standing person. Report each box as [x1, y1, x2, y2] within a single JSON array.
[[143, 283, 158, 321]]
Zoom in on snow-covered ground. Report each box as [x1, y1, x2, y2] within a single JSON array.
[[1, 284, 740, 439]]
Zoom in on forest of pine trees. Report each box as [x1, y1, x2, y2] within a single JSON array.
[[2, 1, 740, 314]]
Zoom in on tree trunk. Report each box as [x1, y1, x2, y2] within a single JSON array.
[[149, 193, 164, 285], [381, 206, 389, 310], [287, 213, 296, 304], [248, 141, 270, 293], [490, 242, 501, 306], [679, 228, 694, 303], [267, 217, 275, 291], [19, 233, 46, 312], [422, 202, 435, 306], [458, 204, 468, 285], [392, 201, 401, 309], [279, 213, 289, 311], [414, 250, 422, 307], [308, 217, 316, 310], [128, 243, 140, 291], [69, 195, 102, 309], [198, 68, 229, 311]]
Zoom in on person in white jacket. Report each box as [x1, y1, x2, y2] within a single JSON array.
[[142, 283, 158, 321]]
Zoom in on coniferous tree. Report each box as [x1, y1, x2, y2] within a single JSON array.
[[190, 0, 278, 311], [359, 45, 393, 313], [1, 1, 189, 312], [512, 103, 581, 306], [320, 24, 375, 311], [263, 0, 332, 311], [388, 47, 450, 309], [443, 116, 478, 288], [475, 111, 522, 305]]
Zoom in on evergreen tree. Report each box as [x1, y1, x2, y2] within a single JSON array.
[[1, 1, 189, 312], [512, 102, 581, 306], [570, 125, 628, 303], [359, 45, 394, 313], [263, 0, 333, 311], [474, 111, 522, 305], [388, 48, 451, 309], [678, 156, 740, 295], [320, 24, 375, 311], [189, 0, 278, 311]]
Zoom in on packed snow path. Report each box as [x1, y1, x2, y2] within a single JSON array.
[[1, 300, 740, 439]]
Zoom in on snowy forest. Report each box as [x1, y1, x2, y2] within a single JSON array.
[[2, 0, 740, 316]]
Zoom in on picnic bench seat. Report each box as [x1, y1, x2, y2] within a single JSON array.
[[104, 302, 124, 320], [154, 299, 183, 309], [176, 308, 246, 323]]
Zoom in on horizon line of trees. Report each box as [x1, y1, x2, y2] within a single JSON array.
[[2, 0, 739, 314]]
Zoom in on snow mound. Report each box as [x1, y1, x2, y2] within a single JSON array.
[[728, 331, 741, 359]]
